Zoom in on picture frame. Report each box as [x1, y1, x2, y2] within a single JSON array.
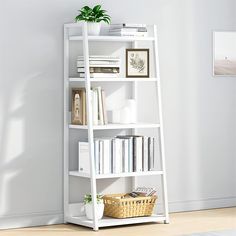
[[71, 88, 86, 125], [126, 49, 149, 78], [213, 31, 236, 77]]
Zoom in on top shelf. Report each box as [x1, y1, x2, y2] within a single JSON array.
[[69, 35, 155, 42]]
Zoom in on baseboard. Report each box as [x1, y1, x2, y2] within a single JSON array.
[[0, 211, 63, 230], [168, 196, 236, 213]]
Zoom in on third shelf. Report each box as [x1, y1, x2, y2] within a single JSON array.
[[69, 170, 163, 179]]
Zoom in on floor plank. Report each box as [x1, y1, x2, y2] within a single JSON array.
[[0, 207, 235, 236]]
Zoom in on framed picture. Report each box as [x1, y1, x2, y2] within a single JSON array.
[[126, 49, 149, 77], [71, 88, 86, 125], [213, 31, 236, 76]]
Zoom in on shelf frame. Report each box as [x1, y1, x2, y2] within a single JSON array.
[[64, 22, 170, 231]]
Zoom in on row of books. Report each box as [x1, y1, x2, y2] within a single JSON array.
[[78, 135, 158, 175], [77, 55, 120, 78], [109, 23, 148, 37], [71, 87, 107, 125]]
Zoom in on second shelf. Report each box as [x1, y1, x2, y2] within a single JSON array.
[[69, 123, 160, 130]]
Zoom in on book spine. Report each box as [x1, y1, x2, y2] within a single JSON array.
[[136, 137, 143, 172], [78, 142, 90, 174], [128, 138, 133, 172], [103, 140, 110, 174], [148, 137, 155, 171], [97, 87, 104, 125], [99, 140, 104, 174], [92, 89, 98, 126], [143, 136, 149, 172], [124, 139, 129, 172], [101, 90, 108, 125], [94, 140, 99, 174]]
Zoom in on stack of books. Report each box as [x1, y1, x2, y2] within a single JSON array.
[[109, 24, 148, 37], [77, 55, 120, 78], [71, 87, 107, 126], [78, 135, 159, 175]]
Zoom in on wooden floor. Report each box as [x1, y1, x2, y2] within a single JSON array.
[[0, 208, 235, 236]]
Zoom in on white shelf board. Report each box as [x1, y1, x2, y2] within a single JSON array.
[[69, 170, 164, 179], [69, 77, 158, 82], [69, 35, 155, 42], [69, 123, 160, 130], [66, 215, 166, 228]]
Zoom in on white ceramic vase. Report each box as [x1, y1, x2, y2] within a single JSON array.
[[85, 202, 104, 220], [87, 22, 101, 35]]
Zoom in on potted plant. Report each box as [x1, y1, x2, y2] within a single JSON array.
[[75, 5, 111, 35], [84, 194, 104, 220]]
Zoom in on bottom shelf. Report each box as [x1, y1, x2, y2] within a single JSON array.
[[66, 214, 166, 228]]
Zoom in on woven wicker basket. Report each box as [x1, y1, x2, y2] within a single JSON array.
[[103, 193, 157, 218]]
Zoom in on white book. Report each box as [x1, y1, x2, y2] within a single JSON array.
[[109, 28, 147, 33], [123, 139, 129, 173], [148, 137, 155, 171], [112, 138, 122, 174], [101, 139, 111, 174], [92, 89, 98, 125], [99, 140, 104, 174], [78, 142, 90, 174], [97, 87, 104, 125], [94, 140, 100, 174], [109, 32, 148, 37], [78, 73, 119, 78], [143, 136, 149, 172], [134, 136, 143, 172], [77, 61, 120, 67], [77, 55, 120, 61], [110, 23, 147, 28], [128, 137, 133, 172], [101, 90, 108, 125]]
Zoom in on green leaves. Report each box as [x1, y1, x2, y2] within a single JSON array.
[[75, 5, 111, 24], [84, 194, 103, 204]]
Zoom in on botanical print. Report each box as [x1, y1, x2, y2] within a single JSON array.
[[126, 49, 149, 77], [214, 31, 236, 76], [129, 53, 145, 73]]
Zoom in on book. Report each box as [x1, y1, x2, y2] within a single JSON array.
[[133, 136, 143, 172], [77, 67, 120, 73], [143, 136, 149, 172], [77, 55, 120, 61], [100, 139, 112, 174], [110, 23, 147, 28], [109, 28, 147, 33], [92, 89, 98, 125], [78, 142, 90, 174], [101, 90, 108, 125], [148, 137, 155, 171], [112, 138, 123, 173], [77, 61, 120, 66], [94, 140, 100, 174], [109, 31, 148, 37], [97, 87, 104, 125], [78, 73, 119, 78]]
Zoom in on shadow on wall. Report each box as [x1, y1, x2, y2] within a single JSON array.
[[0, 71, 62, 220]]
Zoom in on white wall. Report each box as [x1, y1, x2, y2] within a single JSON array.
[[0, 0, 235, 229]]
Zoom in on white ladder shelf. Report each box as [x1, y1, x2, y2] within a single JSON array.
[[64, 22, 169, 231]]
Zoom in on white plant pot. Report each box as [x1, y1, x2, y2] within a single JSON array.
[[85, 203, 104, 220], [87, 22, 101, 36]]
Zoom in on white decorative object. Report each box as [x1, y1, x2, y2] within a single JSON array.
[[120, 106, 131, 124], [87, 22, 101, 36], [111, 109, 121, 123], [126, 99, 137, 123], [85, 202, 104, 220]]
